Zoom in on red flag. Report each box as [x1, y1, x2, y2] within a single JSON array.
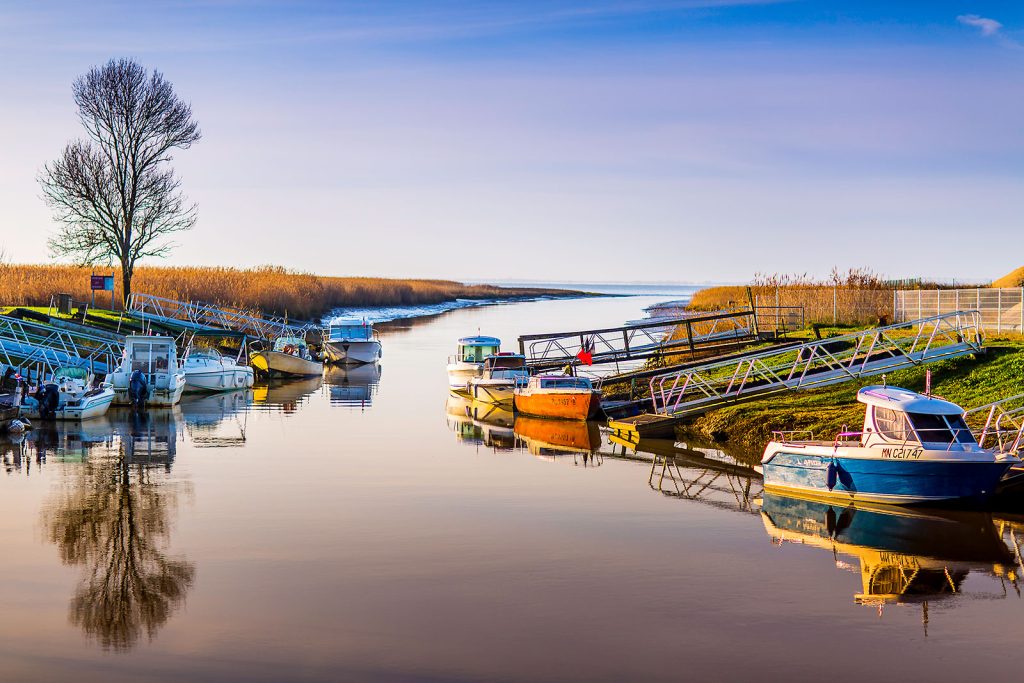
[[576, 337, 594, 366]]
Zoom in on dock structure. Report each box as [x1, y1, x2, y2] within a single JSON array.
[[128, 293, 319, 342], [612, 310, 984, 440], [0, 314, 123, 380], [517, 309, 760, 373]]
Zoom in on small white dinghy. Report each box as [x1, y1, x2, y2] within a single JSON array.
[[19, 369, 115, 421], [183, 347, 255, 393]]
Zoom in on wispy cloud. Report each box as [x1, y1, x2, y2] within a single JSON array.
[[957, 14, 1003, 37]]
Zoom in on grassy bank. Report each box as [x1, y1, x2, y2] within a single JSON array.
[[678, 338, 1024, 458], [0, 264, 585, 319]]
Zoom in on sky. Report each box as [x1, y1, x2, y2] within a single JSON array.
[[0, 1, 1021, 283]]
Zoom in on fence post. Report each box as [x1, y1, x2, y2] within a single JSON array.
[[998, 288, 1002, 334]]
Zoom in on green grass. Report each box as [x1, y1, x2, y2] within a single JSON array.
[[679, 338, 1024, 457]]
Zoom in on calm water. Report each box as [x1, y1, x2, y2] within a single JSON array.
[[1, 295, 1022, 682]]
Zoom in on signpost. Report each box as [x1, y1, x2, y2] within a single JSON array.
[[90, 273, 115, 309]]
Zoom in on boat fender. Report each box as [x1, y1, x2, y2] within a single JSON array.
[[826, 460, 838, 491]]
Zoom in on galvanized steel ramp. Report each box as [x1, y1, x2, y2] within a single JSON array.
[[615, 311, 983, 431], [128, 293, 318, 341], [0, 314, 123, 379]]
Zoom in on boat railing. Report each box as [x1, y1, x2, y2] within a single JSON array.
[[770, 429, 817, 443], [967, 393, 1024, 456], [833, 428, 981, 452]]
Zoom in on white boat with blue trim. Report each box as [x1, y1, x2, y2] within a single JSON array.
[[323, 319, 382, 365], [446, 335, 501, 392], [761, 385, 1019, 505]]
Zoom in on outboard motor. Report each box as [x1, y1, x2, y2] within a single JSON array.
[[38, 383, 61, 420], [128, 369, 149, 410]]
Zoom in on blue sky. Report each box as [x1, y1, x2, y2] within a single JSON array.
[[0, 1, 1021, 282]]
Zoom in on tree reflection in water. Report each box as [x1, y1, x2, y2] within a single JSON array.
[[40, 411, 194, 651]]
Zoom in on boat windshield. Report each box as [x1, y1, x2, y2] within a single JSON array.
[[538, 377, 592, 390], [907, 412, 975, 445], [329, 325, 372, 341], [485, 355, 525, 370], [460, 345, 500, 362], [130, 341, 171, 373], [273, 337, 306, 352]]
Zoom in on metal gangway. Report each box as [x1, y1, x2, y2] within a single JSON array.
[[0, 314, 123, 380], [518, 310, 759, 373], [128, 293, 319, 341], [648, 310, 983, 418]]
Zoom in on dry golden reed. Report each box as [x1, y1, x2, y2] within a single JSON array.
[[0, 263, 571, 319]]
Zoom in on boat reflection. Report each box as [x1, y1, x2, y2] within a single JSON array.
[[36, 415, 194, 650], [251, 375, 323, 413], [514, 415, 602, 464], [445, 393, 516, 451], [179, 390, 251, 447], [324, 364, 381, 409], [761, 492, 1019, 616]]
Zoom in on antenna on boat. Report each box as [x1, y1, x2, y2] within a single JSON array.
[[881, 374, 886, 388], [925, 369, 932, 397]]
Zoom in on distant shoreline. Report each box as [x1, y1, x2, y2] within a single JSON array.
[[0, 263, 592, 321]]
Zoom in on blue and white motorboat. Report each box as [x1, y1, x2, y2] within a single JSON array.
[[467, 353, 530, 405], [446, 335, 502, 392], [323, 319, 382, 365], [761, 385, 1019, 505]]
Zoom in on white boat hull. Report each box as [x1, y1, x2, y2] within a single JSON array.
[[110, 374, 187, 406], [184, 367, 256, 392], [323, 340, 382, 365], [446, 362, 481, 391], [19, 389, 116, 421]]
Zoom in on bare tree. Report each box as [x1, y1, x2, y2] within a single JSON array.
[[39, 58, 201, 305]]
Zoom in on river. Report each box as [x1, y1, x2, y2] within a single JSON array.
[[0, 293, 1021, 682]]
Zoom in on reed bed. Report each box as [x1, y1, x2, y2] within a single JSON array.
[[689, 269, 894, 326], [0, 264, 579, 319]]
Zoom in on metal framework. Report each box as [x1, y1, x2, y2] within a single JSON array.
[[648, 310, 983, 418], [128, 293, 318, 341], [517, 310, 757, 372], [966, 393, 1024, 456], [0, 314, 123, 379]]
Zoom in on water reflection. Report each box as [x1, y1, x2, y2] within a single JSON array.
[[514, 416, 602, 462], [37, 415, 194, 650], [324, 364, 381, 409], [445, 393, 516, 451], [609, 435, 762, 512], [762, 493, 1020, 621], [179, 390, 251, 447], [252, 376, 323, 413]]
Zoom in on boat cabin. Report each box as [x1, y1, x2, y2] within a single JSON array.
[[455, 336, 501, 364], [327, 319, 374, 342], [127, 335, 180, 382], [481, 353, 529, 381], [526, 375, 594, 391], [858, 386, 977, 449]]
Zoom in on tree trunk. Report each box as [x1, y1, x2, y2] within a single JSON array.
[[120, 261, 133, 310]]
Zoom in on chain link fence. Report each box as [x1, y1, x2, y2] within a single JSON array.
[[894, 288, 1024, 333]]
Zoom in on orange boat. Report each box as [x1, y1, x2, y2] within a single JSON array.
[[513, 375, 602, 421]]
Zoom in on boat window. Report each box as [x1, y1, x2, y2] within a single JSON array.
[[907, 412, 956, 445], [874, 407, 913, 441], [539, 378, 591, 389], [130, 342, 170, 373], [944, 414, 976, 444]]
